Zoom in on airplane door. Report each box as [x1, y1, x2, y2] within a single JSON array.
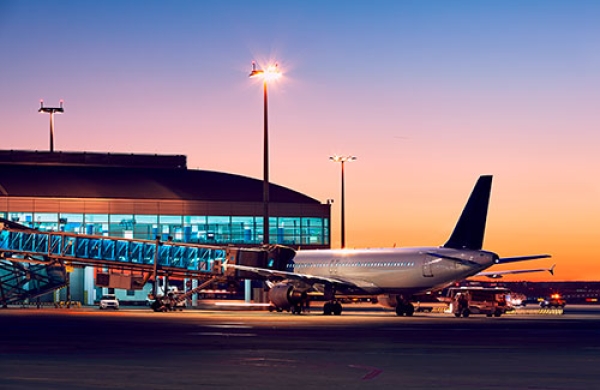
[[329, 258, 340, 276], [422, 260, 434, 277]]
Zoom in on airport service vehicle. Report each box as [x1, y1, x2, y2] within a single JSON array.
[[229, 175, 554, 316], [445, 287, 512, 318], [99, 294, 119, 310], [540, 294, 566, 308], [149, 295, 183, 312], [519, 297, 544, 306], [508, 292, 527, 307], [170, 292, 187, 311], [148, 287, 186, 312]]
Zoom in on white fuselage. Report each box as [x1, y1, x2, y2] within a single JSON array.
[[288, 247, 497, 295]]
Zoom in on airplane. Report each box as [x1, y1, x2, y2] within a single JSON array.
[[227, 175, 553, 316]]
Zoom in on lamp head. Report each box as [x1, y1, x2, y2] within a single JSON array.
[[249, 61, 281, 81], [330, 155, 357, 163], [249, 61, 264, 78]]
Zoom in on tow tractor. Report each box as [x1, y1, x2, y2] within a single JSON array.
[[149, 291, 186, 312], [540, 293, 566, 308], [444, 287, 513, 318], [148, 276, 222, 312]]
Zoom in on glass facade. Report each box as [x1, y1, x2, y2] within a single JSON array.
[[2, 212, 329, 246]]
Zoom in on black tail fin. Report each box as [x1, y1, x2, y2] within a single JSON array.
[[443, 175, 492, 250]]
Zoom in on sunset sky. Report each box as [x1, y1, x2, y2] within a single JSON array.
[[1, 1, 598, 281]]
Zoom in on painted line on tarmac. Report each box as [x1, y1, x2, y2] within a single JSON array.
[[349, 364, 384, 380], [189, 331, 257, 337], [205, 323, 253, 329]]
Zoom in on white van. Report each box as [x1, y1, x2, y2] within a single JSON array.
[[99, 294, 120, 310]]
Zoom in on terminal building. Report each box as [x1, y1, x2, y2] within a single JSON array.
[[0, 150, 331, 305]]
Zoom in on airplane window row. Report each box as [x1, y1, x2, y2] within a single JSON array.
[[287, 262, 415, 269]]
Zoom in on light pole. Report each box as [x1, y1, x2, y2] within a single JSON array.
[[249, 61, 280, 245], [38, 99, 64, 153], [330, 155, 357, 249]]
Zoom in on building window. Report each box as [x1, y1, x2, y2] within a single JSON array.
[[85, 214, 109, 236], [231, 216, 256, 244], [10, 212, 33, 228], [134, 215, 158, 240], [34, 212, 59, 232], [109, 214, 134, 238], [60, 213, 84, 234], [159, 215, 183, 241], [207, 216, 230, 243], [277, 217, 300, 245], [183, 216, 207, 243], [2, 209, 328, 247]]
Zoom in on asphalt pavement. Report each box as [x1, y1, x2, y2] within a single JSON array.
[[1, 305, 599, 389]]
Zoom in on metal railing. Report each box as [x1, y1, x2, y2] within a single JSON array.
[[0, 228, 227, 275]]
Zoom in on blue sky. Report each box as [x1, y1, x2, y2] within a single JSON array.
[[1, 1, 599, 279]]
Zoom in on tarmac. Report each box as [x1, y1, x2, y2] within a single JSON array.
[[1, 304, 599, 389]]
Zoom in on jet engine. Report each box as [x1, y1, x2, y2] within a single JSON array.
[[268, 283, 307, 311]]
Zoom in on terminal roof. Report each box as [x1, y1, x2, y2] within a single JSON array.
[[0, 150, 319, 203]]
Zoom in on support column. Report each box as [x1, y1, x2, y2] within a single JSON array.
[[244, 279, 252, 303], [192, 278, 198, 307], [83, 266, 95, 305]]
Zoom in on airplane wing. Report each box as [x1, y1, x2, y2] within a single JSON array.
[[225, 264, 357, 287], [475, 264, 556, 279]]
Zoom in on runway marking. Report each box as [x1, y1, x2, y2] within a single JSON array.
[[235, 358, 384, 381], [189, 332, 257, 337], [348, 364, 383, 380], [205, 323, 253, 329], [238, 358, 298, 367]]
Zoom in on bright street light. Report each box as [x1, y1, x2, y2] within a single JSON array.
[[329, 155, 357, 249], [249, 61, 281, 245]]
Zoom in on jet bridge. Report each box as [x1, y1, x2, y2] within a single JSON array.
[[0, 219, 294, 306], [0, 220, 231, 305]]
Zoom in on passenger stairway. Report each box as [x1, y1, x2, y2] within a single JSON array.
[[0, 261, 67, 306]]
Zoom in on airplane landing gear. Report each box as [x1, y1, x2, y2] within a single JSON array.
[[323, 301, 342, 315], [291, 305, 303, 315], [395, 301, 415, 317]]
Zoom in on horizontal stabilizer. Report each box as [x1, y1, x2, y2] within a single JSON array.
[[476, 264, 556, 279], [495, 254, 551, 264]]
